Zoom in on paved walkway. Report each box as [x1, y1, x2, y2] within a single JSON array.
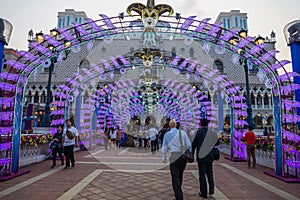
[[0, 146, 300, 200]]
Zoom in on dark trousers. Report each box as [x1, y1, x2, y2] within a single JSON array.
[[143, 138, 149, 149], [52, 148, 64, 166], [151, 140, 157, 152], [116, 139, 122, 148], [197, 161, 214, 197], [170, 153, 187, 200], [246, 144, 256, 167], [138, 138, 143, 148], [64, 145, 75, 167]]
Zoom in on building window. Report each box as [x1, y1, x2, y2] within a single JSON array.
[[214, 60, 225, 74], [189, 48, 194, 58], [79, 18, 82, 24], [223, 19, 226, 29], [75, 18, 77, 22], [62, 18, 65, 27], [235, 17, 238, 27], [171, 47, 176, 58], [67, 16, 70, 26], [130, 47, 134, 53], [58, 18, 62, 28], [243, 19, 247, 30], [79, 59, 90, 69], [34, 92, 39, 103], [249, 65, 259, 74], [227, 19, 230, 29]]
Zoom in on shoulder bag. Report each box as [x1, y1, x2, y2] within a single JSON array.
[[179, 131, 194, 163], [66, 129, 75, 140]]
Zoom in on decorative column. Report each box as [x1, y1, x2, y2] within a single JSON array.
[[217, 92, 224, 132], [75, 89, 82, 130], [273, 95, 283, 176], [254, 93, 258, 109]]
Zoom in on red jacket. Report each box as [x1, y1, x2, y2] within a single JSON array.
[[244, 131, 255, 144]]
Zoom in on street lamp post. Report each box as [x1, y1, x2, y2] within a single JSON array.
[[230, 30, 265, 128], [36, 29, 71, 127]]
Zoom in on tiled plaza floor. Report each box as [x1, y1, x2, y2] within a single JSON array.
[[0, 146, 299, 200]]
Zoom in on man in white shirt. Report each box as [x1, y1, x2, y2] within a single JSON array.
[[162, 120, 192, 200], [149, 126, 158, 155]]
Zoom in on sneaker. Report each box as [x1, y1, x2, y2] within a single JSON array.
[[209, 191, 214, 195], [64, 166, 70, 169], [71, 163, 75, 167], [51, 165, 55, 169]]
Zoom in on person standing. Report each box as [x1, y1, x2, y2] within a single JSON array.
[[244, 125, 256, 169], [50, 125, 64, 168], [149, 126, 158, 155], [192, 119, 219, 198], [159, 123, 170, 147], [116, 127, 123, 148], [109, 127, 117, 150], [62, 119, 79, 169], [103, 127, 109, 150], [162, 120, 191, 200]]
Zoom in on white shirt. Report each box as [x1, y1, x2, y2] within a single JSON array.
[[63, 126, 79, 146], [149, 128, 158, 141], [162, 128, 192, 161], [110, 130, 117, 139]]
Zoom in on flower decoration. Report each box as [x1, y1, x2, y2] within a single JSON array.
[[21, 134, 53, 148]]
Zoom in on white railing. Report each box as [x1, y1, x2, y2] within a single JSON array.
[[219, 143, 300, 177], [219, 143, 274, 168], [20, 143, 49, 167]]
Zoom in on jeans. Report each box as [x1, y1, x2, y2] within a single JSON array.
[[64, 145, 75, 167], [246, 144, 256, 168], [151, 140, 157, 152], [170, 153, 187, 200], [197, 161, 214, 197]]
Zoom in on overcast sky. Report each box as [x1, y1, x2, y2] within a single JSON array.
[[1, 0, 299, 62]]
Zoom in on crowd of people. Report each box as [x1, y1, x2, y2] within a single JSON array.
[[49, 117, 258, 200]]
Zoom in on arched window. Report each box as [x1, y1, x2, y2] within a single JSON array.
[[189, 48, 194, 58], [171, 47, 176, 58], [264, 93, 269, 106], [79, 59, 90, 69], [34, 92, 39, 103], [41, 91, 46, 104], [214, 60, 225, 74]]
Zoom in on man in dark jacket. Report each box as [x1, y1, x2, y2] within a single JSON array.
[[192, 119, 219, 199]]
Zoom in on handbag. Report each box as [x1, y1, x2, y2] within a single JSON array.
[[179, 131, 194, 163], [213, 147, 220, 161], [66, 129, 75, 140], [50, 142, 57, 150]]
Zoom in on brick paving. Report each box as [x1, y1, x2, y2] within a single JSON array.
[[0, 146, 299, 200]]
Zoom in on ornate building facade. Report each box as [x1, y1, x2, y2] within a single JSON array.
[[24, 9, 276, 131]]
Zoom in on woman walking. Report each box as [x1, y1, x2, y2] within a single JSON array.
[[50, 125, 64, 168]]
